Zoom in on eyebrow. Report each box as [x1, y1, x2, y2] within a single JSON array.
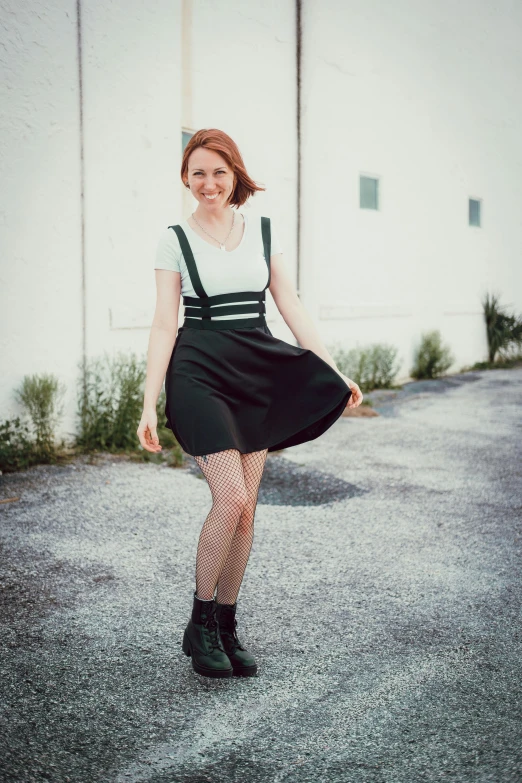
[[190, 166, 228, 172]]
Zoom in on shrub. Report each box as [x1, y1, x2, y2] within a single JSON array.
[[0, 417, 41, 473], [13, 373, 66, 463], [75, 351, 184, 465], [465, 352, 522, 372], [1, 356, 185, 473], [411, 330, 454, 379], [76, 352, 149, 452], [328, 342, 401, 393], [482, 292, 522, 363]]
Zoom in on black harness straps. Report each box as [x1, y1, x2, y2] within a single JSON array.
[[167, 216, 272, 331]]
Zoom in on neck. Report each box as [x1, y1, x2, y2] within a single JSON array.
[[193, 205, 235, 227]]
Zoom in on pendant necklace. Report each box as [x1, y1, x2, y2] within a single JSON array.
[[191, 209, 236, 251]]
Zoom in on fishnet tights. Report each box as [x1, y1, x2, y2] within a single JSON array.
[[193, 448, 268, 605]]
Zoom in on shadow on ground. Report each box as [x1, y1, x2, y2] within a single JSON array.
[[185, 454, 366, 506]]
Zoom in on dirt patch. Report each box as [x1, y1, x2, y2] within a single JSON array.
[[342, 404, 379, 417]]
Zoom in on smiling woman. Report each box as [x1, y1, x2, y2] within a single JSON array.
[[138, 128, 362, 681]]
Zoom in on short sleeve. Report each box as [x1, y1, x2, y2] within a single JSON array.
[[269, 217, 283, 255], [154, 228, 182, 273]]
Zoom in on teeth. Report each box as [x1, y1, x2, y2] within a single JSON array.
[[204, 193, 219, 199]]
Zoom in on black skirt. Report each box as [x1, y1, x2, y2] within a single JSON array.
[[164, 322, 352, 457]]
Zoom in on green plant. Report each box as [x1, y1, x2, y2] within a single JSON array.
[[76, 352, 148, 452], [482, 292, 522, 363], [462, 352, 522, 372], [411, 330, 454, 379], [328, 343, 401, 393], [13, 373, 66, 462], [75, 351, 184, 465], [0, 417, 41, 473]]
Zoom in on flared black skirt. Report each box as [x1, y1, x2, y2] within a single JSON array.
[[164, 323, 352, 457]]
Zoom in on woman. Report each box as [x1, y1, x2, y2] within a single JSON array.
[[137, 128, 362, 680]]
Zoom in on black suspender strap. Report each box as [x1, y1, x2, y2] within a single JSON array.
[[184, 302, 265, 319], [183, 291, 264, 307], [167, 225, 208, 298], [166, 218, 273, 330], [261, 216, 271, 289]]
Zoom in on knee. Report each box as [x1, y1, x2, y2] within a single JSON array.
[[237, 496, 258, 530], [213, 481, 249, 517]]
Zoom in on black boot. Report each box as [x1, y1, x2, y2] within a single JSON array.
[[215, 600, 258, 677], [182, 592, 233, 678]]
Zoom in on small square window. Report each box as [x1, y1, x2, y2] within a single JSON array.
[[360, 176, 379, 209], [182, 130, 194, 154], [469, 198, 481, 227]]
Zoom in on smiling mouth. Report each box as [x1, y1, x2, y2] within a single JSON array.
[[203, 193, 220, 200]]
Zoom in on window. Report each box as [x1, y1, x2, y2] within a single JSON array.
[[182, 130, 194, 154], [469, 198, 481, 227], [360, 175, 379, 209]]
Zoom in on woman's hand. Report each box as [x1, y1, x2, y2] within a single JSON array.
[[137, 408, 162, 453], [337, 373, 363, 408]]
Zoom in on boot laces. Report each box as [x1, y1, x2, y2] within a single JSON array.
[[201, 611, 224, 652], [220, 618, 246, 653]]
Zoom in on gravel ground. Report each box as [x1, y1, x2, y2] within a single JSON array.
[[0, 368, 521, 783]]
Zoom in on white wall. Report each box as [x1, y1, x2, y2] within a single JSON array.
[[1, 0, 521, 442], [0, 1, 84, 438], [177, 0, 298, 336], [300, 0, 522, 379], [83, 0, 183, 366], [0, 0, 184, 436], [0, 0, 296, 440]]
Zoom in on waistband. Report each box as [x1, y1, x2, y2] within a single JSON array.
[[182, 314, 267, 331], [182, 290, 267, 330]]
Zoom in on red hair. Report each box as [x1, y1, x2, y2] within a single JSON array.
[[181, 129, 265, 208]]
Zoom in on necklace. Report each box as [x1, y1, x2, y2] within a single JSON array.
[[191, 209, 236, 252]]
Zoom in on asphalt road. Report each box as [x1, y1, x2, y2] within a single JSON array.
[[1, 368, 521, 783]]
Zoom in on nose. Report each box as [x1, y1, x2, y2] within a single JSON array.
[[202, 175, 217, 189]]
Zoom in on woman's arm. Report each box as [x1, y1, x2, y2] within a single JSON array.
[[138, 270, 182, 451], [268, 253, 362, 407]]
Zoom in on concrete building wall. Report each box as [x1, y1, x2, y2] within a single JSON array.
[[0, 1, 85, 437], [300, 0, 522, 379], [82, 1, 183, 359], [177, 0, 298, 337], [1, 0, 521, 441], [0, 0, 296, 438]]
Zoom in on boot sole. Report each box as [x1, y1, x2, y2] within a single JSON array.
[[182, 631, 233, 678], [232, 664, 258, 677]]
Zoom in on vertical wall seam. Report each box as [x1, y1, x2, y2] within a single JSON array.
[[75, 0, 87, 401], [296, 0, 302, 297]]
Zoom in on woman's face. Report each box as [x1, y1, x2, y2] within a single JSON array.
[[185, 147, 235, 210]]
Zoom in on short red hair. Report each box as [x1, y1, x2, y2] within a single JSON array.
[[181, 129, 265, 208]]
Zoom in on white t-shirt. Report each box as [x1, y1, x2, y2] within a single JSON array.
[[154, 212, 282, 321]]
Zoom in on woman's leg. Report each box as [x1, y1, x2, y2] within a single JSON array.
[[215, 448, 269, 605], [193, 449, 248, 601]]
